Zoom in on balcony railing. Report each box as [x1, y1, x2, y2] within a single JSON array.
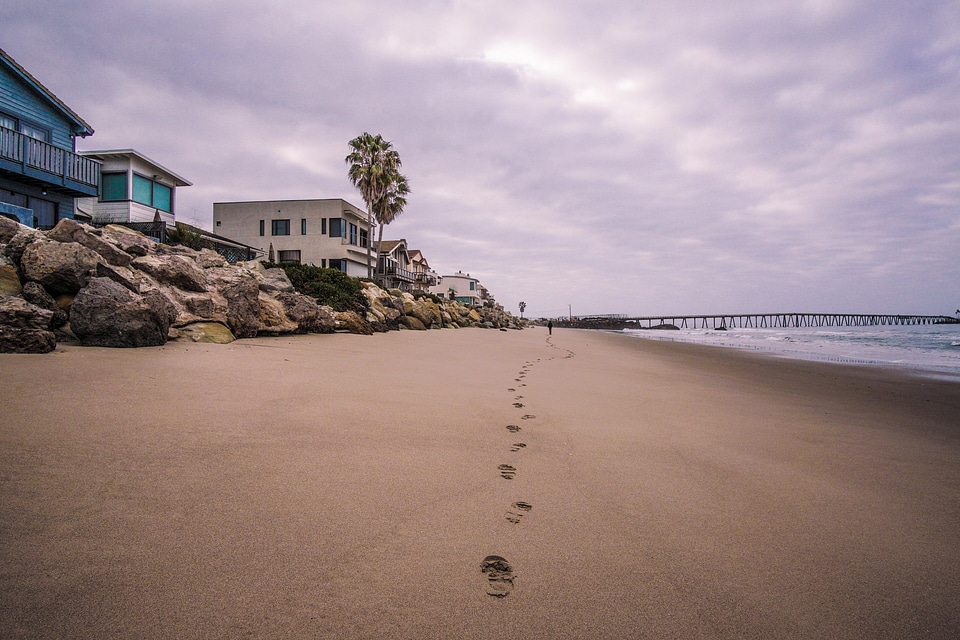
[[414, 271, 438, 287], [0, 125, 100, 194], [377, 261, 416, 282]]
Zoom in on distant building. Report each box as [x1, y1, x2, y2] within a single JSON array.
[[377, 239, 415, 290], [0, 47, 100, 229], [212, 198, 373, 277], [75, 149, 191, 226], [408, 248, 438, 291], [430, 271, 481, 306]]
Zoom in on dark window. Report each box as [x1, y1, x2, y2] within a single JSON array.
[[359, 228, 368, 248], [321, 259, 326, 268], [321, 218, 327, 234], [329, 218, 343, 237], [259, 220, 265, 236], [349, 223, 358, 245], [215, 220, 221, 227], [328, 259, 346, 272], [101, 173, 127, 201], [277, 250, 301, 263], [470, 282, 475, 290], [132, 174, 152, 206], [130, 173, 173, 212], [272, 219, 290, 235], [301, 218, 307, 235]]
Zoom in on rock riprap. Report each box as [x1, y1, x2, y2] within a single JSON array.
[[0, 218, 523, 353]]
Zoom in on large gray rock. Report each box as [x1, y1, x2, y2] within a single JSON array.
[[0, 215, 20, 244], [0, 261, 21, 296], [335, 310, 374, 335], [100, 225, 153, 257], [0, 295, 56, 353], [3, 226, 47, 266], [20, 281, 68, 328], [20, 241, 101, 295], [257, 291, 299, 335], [258, 268, 296, 294], [217, 273, 261, 339], [275, 291, 335, 333], [70, 277, 171, 347], [46, 218, 133, 267], [132, 254, 208, 293]]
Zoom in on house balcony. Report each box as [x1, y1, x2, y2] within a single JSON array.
[[414, 271, 438, 288], [378, 262, 416, 283], [0, 125, 100, 197]]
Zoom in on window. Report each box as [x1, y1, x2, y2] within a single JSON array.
[[259, 220, 265, 236], [321, 259, 327, 268], [271, 219, 290, 236], [153, 182, 172, 212], [215, 220, 221, 227], [301, 218, 307, 235], [277, 250, 301, 264], [328, 259, 346, 272], [0, 114, 15, 130], [101, 173, 127, 201], [349, 223, 358, 245], [19, 123, 48, 142], [329, 218, 343, 237], [132, 174, 153, 206], [321, 218, 327, 234], [130, 173, 174, 212], [359, 228, 368, 248], [470, 282, 476, 290]]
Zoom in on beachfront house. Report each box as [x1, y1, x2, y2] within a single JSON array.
[[430, 271, 482, 306], [0, 47, 100, 229], [212, 198, 373, 276], [377, 239, 415, 290], [74, 149, 192, 228], [408, 248, 438, 292]]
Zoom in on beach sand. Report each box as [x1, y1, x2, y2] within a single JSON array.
[[2, 327, 959, 638]]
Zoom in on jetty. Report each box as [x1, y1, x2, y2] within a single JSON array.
[[552, 313, 958, 330]]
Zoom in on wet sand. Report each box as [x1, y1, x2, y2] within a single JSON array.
[[1, 327, 959, 638]]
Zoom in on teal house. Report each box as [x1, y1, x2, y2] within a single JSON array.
[[0, 47, 100, 229]]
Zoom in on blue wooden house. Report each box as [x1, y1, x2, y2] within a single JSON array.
[[0, 47, 100, 229]]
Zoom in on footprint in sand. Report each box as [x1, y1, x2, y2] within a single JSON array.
[[513, 402, 525, 408], [521, 414, 536, 420], [510, 442, 526, 452], [507, 388, 516, 392], [498, 464, 516, 480], [506, 424, 521, 433], [514, 395, 524, 400], [481, 555, 515, 598], [505, 501, 533, 524]]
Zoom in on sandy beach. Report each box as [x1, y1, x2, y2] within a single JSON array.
[[2, 327, 959, 639]]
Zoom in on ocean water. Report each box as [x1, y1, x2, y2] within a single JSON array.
[[621, 323, 960, 380]]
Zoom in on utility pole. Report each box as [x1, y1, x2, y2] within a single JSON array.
[[568, 304, 572, 320]]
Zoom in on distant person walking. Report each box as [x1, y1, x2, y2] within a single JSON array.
[[548, 321, 553, 335]]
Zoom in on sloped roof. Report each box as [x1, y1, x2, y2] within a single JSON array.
[[378, 239, 407, 255], [0, 47, 94, 137], [80, 149, 193, 186]]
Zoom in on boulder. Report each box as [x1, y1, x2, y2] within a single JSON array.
[[410, 299, 437, 328], [3, 226, 47, 268], [276, 291, 334, 333], [173, 322, 236, 344], [100, 225, 153, 257], [217, 274, 261, 339], [398, 315, 427, 331], [70, 277, 170, 347], [197, 249, 227, 269], [334, 310, 374, 335], [95, 262, 140, 293], [258, 268, 296, 294], [46, 218, 133, 267], [132, 254, 208, 292], [0, 215, 20, 244], [257, 291, 299, 335], [0, 295, 56, 353], [20, 281, 68, 328], [20, 241, 101, 295], [0, 263, 21, 296]]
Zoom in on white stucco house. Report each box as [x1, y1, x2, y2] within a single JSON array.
[[74, 149, 191, 226], [430, 270, 482, 305], [212, 198, 373, 277]]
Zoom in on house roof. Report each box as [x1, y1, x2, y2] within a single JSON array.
[[378, 239, 407, 255], [0, 47, 95, 137], [79, 149, 193, 186], [408, 249, 430, 268]]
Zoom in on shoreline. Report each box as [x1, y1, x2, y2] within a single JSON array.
[[2, 327, 959, 638]]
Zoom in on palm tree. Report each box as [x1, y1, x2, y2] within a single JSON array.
[[372, 173, 410, 260], [518, 301, 526, 318], [345, 132, 404, 279]]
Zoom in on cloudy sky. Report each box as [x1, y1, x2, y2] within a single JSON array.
[[4, 0, 959, 317]]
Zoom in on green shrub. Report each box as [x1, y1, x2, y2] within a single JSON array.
[[413, 291, 443, 305], [261, 262, 363, 312]]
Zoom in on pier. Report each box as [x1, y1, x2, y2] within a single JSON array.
[[557, 313, 958, 330]]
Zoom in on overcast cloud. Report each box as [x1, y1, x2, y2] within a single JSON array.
[[4, 0, 959, 317]]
